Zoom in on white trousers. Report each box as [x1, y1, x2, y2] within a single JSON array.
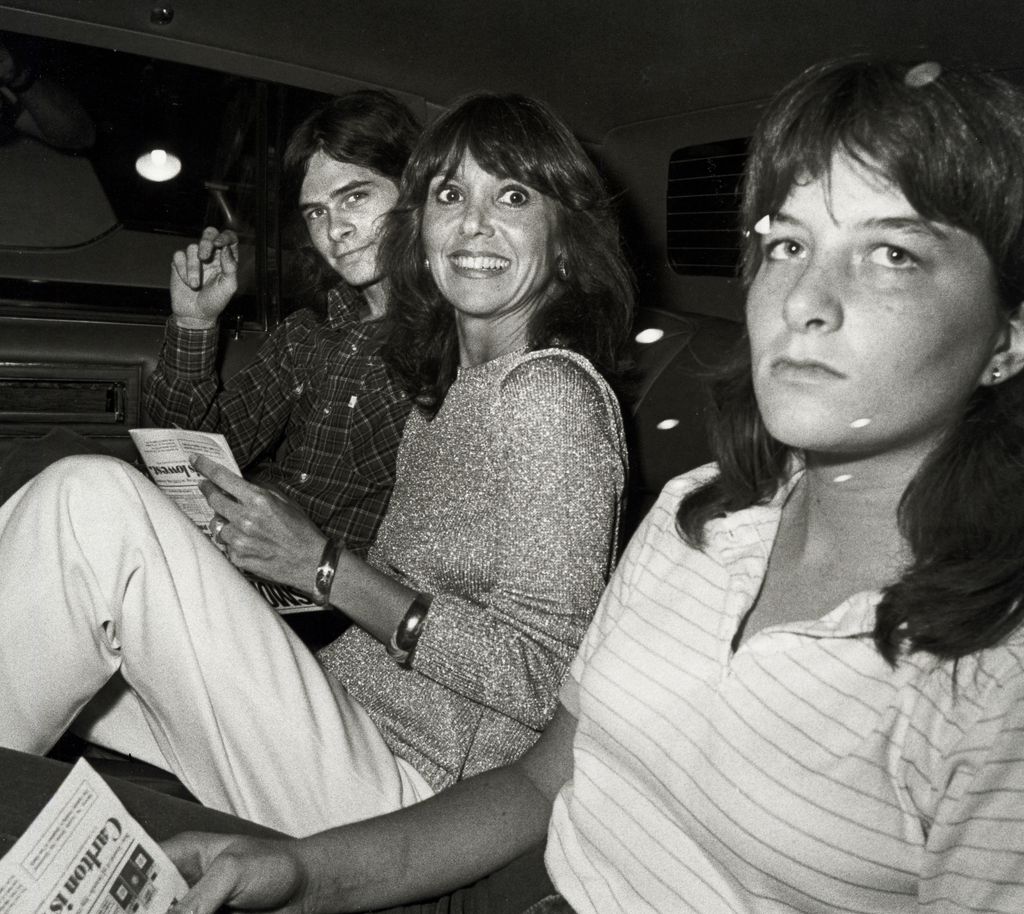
[[0, 455, 432, 836]]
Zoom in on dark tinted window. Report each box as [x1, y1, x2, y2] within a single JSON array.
[[666, 137, 748, 278], [0, 29, 273, 323]]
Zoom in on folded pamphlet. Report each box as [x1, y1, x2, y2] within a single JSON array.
[[0, 759, 187, 914], [129, 428, 321, 614]]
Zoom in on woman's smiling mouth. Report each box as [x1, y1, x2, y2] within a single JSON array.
[[449, 253, 511, 274]]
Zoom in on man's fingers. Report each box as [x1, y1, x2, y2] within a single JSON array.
[[197, 227, 238, 262], [171, 249, 189, 285], [185, 244, 203, 288], [170, 245, 203, 290], [196, 226, 221, 261], [219, 242, 238, 276]]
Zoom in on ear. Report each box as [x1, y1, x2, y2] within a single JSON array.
[[981, 303, 1024, 386]]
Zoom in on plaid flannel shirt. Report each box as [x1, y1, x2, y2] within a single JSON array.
[[143, 284, 412, 557]]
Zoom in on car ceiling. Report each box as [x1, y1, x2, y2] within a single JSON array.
[[3, 0, 1024, 142]]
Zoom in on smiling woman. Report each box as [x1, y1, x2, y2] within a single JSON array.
[[422, 153, 563, 360], [381, 92, 635, 413]]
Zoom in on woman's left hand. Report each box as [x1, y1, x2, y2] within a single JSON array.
[[163, 832, 308, 914], [191, 453, 327, 591]]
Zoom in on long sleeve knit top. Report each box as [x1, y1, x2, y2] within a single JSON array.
[[318, 347, 626, 790]]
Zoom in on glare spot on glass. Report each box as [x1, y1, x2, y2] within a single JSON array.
[[136, 148, 182, 182], [635, 328, 665, 344], [849, 418, 872, 429], [833, 473, 853, 483], [656, 418, 680, 431]]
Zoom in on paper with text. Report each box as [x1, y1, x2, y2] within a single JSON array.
[[130, 428, 321, 614], [0, 759, 187, 914]]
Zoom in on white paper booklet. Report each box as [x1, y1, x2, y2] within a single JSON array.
[[0, 759, 188, 914], [129, 428, 321, 614], [129, 427, 239, 538]]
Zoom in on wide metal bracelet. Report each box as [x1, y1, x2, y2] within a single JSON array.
[[385, 592, 433, 666], [311, 537, 344, 606]]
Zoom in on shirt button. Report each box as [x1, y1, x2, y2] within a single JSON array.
[[350, 344, 358, 352], [323, 406, 331, 416], [298, 473, 309, 483]]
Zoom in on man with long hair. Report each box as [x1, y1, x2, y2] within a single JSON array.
[[144, 90, 421, 559]]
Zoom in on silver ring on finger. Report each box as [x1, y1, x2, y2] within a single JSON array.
[[210, 515, 227, 546]]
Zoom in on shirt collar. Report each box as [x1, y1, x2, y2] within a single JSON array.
[[325, 282, 370, 327], [702, 464, 804, 562], [702, 462, 879, 638]]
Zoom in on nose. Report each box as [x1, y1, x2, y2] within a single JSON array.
[[327, 210, 353, 242], [459, 197, 494, 237], [781, 254, 844, 333]]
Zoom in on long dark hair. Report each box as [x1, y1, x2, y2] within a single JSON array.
[[677, 59, 1024, 663], [379, 92, 635, 414], [281, 90, 421, 307]]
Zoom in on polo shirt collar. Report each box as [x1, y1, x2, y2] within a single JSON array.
[[702, 464, 880, 640]]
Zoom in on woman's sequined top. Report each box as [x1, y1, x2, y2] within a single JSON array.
[[317, 347, 626, 791]]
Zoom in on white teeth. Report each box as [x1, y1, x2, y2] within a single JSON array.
[[451, 255, 509, 271]]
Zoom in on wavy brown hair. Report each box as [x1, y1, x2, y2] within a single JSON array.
[[281, 90, 421, 308], [676, 58, 1024, 664], [378, 92, 635, 414]]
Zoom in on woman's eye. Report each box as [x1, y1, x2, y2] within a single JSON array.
[[305, 207, 325, 223], [344, 191, 367, 206], [435, 186, 463, 205], [764, 239, 804, 261], [498, 187, 529, 206], [867, 244, 917, 268]]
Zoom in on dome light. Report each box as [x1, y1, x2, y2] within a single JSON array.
[[656, 418, 680, 431], [135, 148, 182, 182], [635, 327, 665, 344]]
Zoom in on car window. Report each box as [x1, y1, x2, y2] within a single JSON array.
[[0, 28, 336, 327], [667, 137, 748, 278]]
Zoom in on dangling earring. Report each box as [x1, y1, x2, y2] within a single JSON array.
[[556, 254, 569, 282], [991, 364, 1004, 383], [423, 256, 431, 271]]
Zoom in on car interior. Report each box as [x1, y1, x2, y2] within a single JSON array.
[[1, 0, 1023, 822]]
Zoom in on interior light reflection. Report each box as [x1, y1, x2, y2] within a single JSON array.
[[635, 328, 665, 344], [656, 418, 680, 431], [135, 148, 182, 182]]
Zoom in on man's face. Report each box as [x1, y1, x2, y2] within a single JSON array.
[[298, 151, 400, 292]]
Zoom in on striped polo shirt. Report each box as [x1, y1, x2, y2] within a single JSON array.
[[546, 464, 1024, 913]]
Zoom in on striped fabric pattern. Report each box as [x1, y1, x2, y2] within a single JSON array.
[[546, 465, 1024, 913]]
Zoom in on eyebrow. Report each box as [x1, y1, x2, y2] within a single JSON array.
[[298, 179, 373, 213], [772, 212, 952, 241]]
